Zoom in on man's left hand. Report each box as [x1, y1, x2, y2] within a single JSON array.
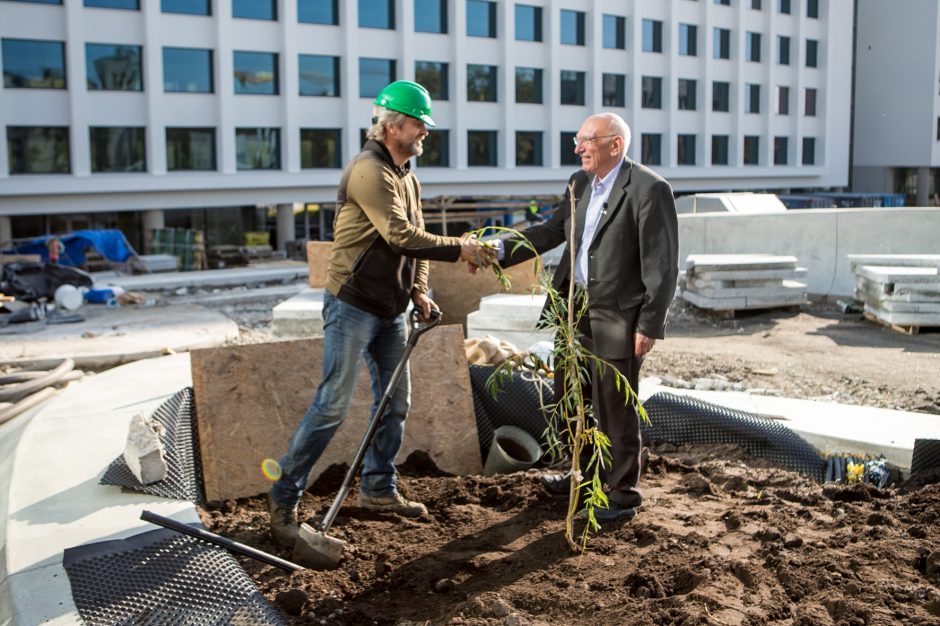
[[634, 333, 656, 358], [413, 292, 439, 322]]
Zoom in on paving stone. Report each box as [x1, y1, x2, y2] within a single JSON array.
[[856, 265, 940, 285], [684, 280, 807, 299], [863, 304, 940, 327], [685, 254, 799, 273], [272, 288, 325, 337], [692, 267, 808, 281], [847, 254, 940, 271]]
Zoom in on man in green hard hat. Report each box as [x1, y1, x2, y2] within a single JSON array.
[[268, 80, 495, 546]]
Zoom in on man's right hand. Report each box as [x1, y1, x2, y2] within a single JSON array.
[[459, 236, 497, 273]]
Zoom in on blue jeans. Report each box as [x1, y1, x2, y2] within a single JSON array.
[[271, 291, 411, 509]]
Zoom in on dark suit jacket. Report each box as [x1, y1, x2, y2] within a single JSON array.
[[502, 159, 679, 360]]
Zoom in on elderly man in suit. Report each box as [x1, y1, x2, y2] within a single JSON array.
[[499, 112, 678, 522]]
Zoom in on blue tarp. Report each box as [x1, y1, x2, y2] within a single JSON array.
[[12, 230, 133, 266]]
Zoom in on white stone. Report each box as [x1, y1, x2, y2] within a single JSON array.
[[692, 267, 808, 281], [864, 304, 940, 327], [856, 265, 940, 285], [122, 412, 167, 485], [685, 254, 799, 273]]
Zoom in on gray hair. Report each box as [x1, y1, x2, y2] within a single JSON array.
[[597, 112, 632, 155], [366, 106, 408, 142]]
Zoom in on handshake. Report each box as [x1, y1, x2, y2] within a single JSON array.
[[459, 235, 499, 274]]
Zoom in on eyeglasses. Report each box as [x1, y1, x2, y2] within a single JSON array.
[[572, 134, 617, 146]]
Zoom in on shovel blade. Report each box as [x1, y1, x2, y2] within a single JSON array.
[[292, 523, 346, 570]]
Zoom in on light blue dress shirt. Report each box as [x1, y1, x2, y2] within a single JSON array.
[[574, 163, 622, 285]]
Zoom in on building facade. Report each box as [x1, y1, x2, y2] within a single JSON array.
[[0, 0, 852, 245]]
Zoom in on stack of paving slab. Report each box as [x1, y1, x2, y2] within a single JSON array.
[[466, 293, 552, 350], [849, 254, 940, 330], [681, 254, 808, 312], [271, 287, 325, 337]]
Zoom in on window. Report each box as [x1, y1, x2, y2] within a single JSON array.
[[299, 0, 337, 24], [778, 0, 790, 14], [677, 134, 696, 165], [467, 0, 496, 37], [714, 0, 730, 4], [86, 44, 141, 91], [6, 0, 62, 4], [166, 127, 215, 171], [234, 51, 278, 94], [84, 0, 138, 9], [774, 136, 788, 165], [233, 0, 275, 20], [299, 55, 340, 97], [516, 131, 543, 166], [603, 15, 625, 49], [751, 0, 761, 8], [415, 0, 446, 33], [164, 48, 213, 93], [560, 10, 585, 46], [712, 135, 729, 165], [6, 127, 70, 174], [415, 61, 448, 100], [746, 83, 760, 113], [642, 76, 662, 109], [713, 27, 730, 59], [515, 67, 542, 104], [805, 88, 817, 116], [777, 85, 789, 115], [642, 19, 662, 53], [712, 81, 730, 112], [235, 128, 280, 170], [678, 79, 697, 110], [359, 0, 393, 29], [2, 39, 66, 89], [300, 129, 341, 168], [778, 36, 790, 65], [806, 39, 818, 67], [560, 132, 579, 166], [89, 127, 145, 172], [468, 130, 497, 166], [602, 73, 625, 107], [802, 137, 815, 165], [560, 70, 585, 105], [679, 24, 697, 56], [746, 32, 761, 62], [807, 0, 818, 18], [515, 4, 542, 41], [743, 135, 759, 165], [467, 64, 497, 101], [641, 133, 661, 165], [417, 129, 449, 166], [359, 57, 395, 98], [162, 0, 209, 15]]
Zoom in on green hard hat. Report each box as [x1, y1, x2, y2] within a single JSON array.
[[374, 80, 436, 127]]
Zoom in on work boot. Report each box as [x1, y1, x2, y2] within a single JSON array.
[[267, 493, 299, 546], [538, 473, 572, 496], [358, 492, 428, 517]]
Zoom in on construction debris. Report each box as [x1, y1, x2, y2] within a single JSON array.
[[123, 412, 168, 485], [850, 254, 940, 334], [680, 254, 808, 313]]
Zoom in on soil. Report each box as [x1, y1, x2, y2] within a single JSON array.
[[201, 298, 940, 625]]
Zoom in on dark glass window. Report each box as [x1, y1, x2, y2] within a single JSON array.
[[6, 0, 61, 4], [679, 24, 697, 56], [560, 70, 584, 106], [359, 0, 394, 29], [417, 129, 449, 166], [712, 81, 730, 111], [299, 0, 337, 24], [743, 135, 759, 165], [747, 32, 761, 62], [603, 15, 625, 49], [641, 133, 661, 166], [6, 126, 70, 174], [642, 19, 662, 52], [751, 0, 761, 8], [515, 67, 542, 104], [711, 135, 729, 165], [415, 61, 448, 100], [162, 0, 210, 15], [467, 64, 497, 102], [774, 136, 788, 165], [359, 57, 395, 98], [84, 0, 138, 9], [299, 55, 339, 97], [678, 79, 696, 110], [467, 130, 497, 166], [778, 36, 790, 65], [802, 137, 815, 165], [642, 76, 662, 109], [805, 87, 817, 116], [677, 134, 696, 165], [300, 128, 341, 168], [467, 0, 496, 37], [2, 39, 66, 89], [89, 127, 145, 172], [560, 10, 585, 46], [777, 85, 789, 115], [713, 27, 730, 59], [560, 131, 579, 166], [714, 0, 730, 5], [515, 131, 543, 166], [746, 83, 760, 113], [86, 44, 141, 91], [778, 0, 790, 14], [234, 51, 278, 94], [164, 48, 213, 93], [415, 0, 446, 33], [233, 0, 275, 20], [515, 4, 542, 41], [807, 0, 818, 18], [806, 39, 818, 67], [236, 128, 280, 170], [602, 73, 625, 107], [166, 127, 216, 171]]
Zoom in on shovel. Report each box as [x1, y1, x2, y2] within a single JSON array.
[[292, 307, 442, 569]]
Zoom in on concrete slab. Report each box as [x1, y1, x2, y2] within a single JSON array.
[[693, 267, 808, 281], [863, 304, 940, 327], [466, 293, 553, 348], [686, 254, 799, 273], [271, 287, 326, 337], [848, 254, 940, 270], [684, 279, 807, 297], [97, 261, 308, 292], [855, 276, 940, 301], [856, 265, 940, 285], [879, 300, 940, 313]]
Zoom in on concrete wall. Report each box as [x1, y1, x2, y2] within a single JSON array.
[[678, 207, 940, 297]]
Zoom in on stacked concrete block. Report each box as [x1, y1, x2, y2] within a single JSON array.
[[272, 287, 325, 337], [466, 293, 552, 350], [849, 255, 940, 329], [681, 254, 808, 312]]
